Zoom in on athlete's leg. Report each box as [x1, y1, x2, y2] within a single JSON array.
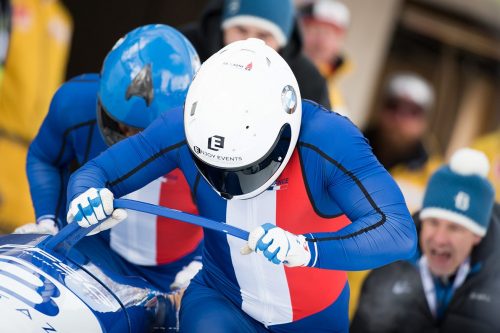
[[269, 282, 350, 333], [132, 242, 203, 292], [179, 273, 269, 333]]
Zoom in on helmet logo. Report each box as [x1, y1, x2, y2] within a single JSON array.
[[281, 85, 297, 114], [245, 62, 253, 71], [125, 63, 154, 106], [208, 135, 225, 151]]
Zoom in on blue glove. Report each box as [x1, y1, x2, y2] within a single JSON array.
[[241, 223, 311, 267], [67, 188, 127, 236]]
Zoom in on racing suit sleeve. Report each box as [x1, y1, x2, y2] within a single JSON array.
[[67, 111, 184, 204], [302, 113, 417, 271], [27, 87, 78, 225]]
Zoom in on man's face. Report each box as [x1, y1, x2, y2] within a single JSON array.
[[223, 25, 280, 51], [420, 217, 481, 277], [301, 20, 345, 66], [378, 97, 428, 147]]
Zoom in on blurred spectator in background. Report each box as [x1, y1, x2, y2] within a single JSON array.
[[0, 0, 72, 233], [364, 72, 442, 212], [351, 148, 499, 333], [472, 129, 500, 202], [299, 0, 351, 115], [180, 0, 331, 108]]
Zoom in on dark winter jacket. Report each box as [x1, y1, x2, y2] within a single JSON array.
[[180, 0, 331, 109], [363, 126, 430, 171], [351, 203, 500, 333]]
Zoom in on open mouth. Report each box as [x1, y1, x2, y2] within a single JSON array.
[[430, 248, 452, 261]]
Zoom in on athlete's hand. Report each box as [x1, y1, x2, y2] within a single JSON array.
[[241, 223, 311, 267], [170, 260, 203, 291], [67, 188, 127, 236], [13, 218, 59, 235]]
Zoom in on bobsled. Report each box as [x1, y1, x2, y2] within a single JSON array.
[[0, 199, 248, 333]]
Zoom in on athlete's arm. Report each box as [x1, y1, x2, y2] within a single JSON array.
[[303, 112, 417, 271], [27, 84, 80, 225], [67, 109, 185, 203]]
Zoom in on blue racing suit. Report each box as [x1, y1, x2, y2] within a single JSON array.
[[27, 74, 203, 291], [67, 99, 417, 332]]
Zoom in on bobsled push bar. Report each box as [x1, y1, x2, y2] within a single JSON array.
[[41, 198, 249, 256]]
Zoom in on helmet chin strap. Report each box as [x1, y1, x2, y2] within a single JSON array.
[[220, 192, 233, 200], [101, 127, 126, 146]]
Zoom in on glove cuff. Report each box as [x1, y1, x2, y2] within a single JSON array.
[[303, 234, 318, 267], [36, 215, 61, 228], [186, 260, 203, 272]]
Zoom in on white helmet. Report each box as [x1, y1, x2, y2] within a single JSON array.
[[184, 38, 302, 200]]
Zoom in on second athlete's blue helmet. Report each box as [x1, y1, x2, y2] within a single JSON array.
[[98, 24, 200, 145]]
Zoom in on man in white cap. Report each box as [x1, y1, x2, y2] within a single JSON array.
[[364, 72, 442, 212]]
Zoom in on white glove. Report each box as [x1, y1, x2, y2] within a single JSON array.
[[13, 218, 59, 235], [241, 223, 311, 267], [67, 188, 127, 236], [170, 260, 203, 291]]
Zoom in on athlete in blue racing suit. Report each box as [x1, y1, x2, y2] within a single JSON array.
[[23, 25, 203, 291], [67, 39, 417, 332]]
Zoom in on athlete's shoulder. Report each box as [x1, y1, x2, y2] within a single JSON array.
[[299, 99, 368, 152], [67, 73, 100, 83], [49, 73, 100, 124], [58, 73, 100, 95], [144, 106, 186, 142]]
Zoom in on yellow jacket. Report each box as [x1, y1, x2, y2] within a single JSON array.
[[472, 130, 500, 202], [317, 56, 352, 116], [390, 155, 443, 213], [0, 0, 72, 141], [0, 0, 72, 232]]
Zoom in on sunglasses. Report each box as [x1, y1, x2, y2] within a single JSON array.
[[384, 98, 426, 118]]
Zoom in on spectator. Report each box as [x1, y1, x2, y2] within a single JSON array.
[[0, 0, 72, 232], [364, 72, 442, 212], [299, 0, 351, 115], [351, 148, 500, 333], [180, 0, 331, 108], [472, 129, 500, 202]]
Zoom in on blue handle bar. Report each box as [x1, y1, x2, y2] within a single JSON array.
[[114, 199, 249, 240], [40, 198, 249, 256]]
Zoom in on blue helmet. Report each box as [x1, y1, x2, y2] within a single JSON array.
[[98, 24, 200, 146]]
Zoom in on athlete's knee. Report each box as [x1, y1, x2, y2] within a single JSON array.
[[180, 285, 258, 332]]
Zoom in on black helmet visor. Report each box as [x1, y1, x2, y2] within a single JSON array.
[[191, 124, 292, 199]]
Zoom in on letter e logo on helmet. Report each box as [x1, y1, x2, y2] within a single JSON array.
[[208, 135, 225, 151]]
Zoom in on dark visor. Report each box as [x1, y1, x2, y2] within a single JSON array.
[[97, 98, 141, 146], [192, 124, 292, 199]]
